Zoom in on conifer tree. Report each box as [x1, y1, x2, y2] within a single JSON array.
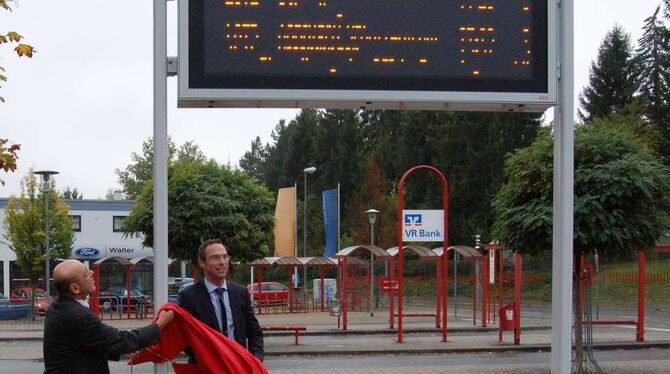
[[579, 25, 638, 122]]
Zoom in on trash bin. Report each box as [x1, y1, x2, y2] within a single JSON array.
[[329, 299, 342, 316], [499, 304, 515, 330]]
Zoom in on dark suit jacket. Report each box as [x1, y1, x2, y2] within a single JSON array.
[[178, 280, 264, 361], [43, 295, 160, 374]]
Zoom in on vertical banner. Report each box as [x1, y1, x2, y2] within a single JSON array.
[[322, 188, 339, 258], [273, 187, 296, 257]]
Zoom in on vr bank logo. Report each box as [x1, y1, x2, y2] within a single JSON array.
[[403, 210, 443, 241], [404, 214, 422, 227]]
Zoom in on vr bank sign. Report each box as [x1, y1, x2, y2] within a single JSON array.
[[402, 210, 444, 242]]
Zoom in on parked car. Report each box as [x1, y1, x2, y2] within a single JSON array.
[[99, 286, 150, 311], [247, 282, 289, 307], [168, 281, 193, 304], [10, 287, 49, 316]]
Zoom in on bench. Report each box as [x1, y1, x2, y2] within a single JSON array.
[[261, 326, 307, 345]]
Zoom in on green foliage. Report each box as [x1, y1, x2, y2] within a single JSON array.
[[579, 25, 638, 122], [123, 159, 275, 264], [492, 120, 670, 258], [60, 186, 83, 200], [115, 137, 209, 200], [241, 109, 542, 250], [3, 171, 74, 311]]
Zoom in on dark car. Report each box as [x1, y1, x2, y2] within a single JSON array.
[[247, 282, 289, 307], [99, 286, 149, 311], [167, 281, 193, 304]]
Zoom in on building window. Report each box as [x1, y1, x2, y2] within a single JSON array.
[[113, 216, 126, 232], [70, 215, 81, 232]]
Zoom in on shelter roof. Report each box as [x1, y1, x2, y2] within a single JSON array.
[[249, 256, 303, 266], [432, 246, 482, 258], [334, 245, 391, 258], [386, 245, 438, 258], [299, 257, 337, 266]]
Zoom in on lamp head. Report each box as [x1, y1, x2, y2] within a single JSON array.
[[303, 166, 317, 174], [365, 208, 380, 225]]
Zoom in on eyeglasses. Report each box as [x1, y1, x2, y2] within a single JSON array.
[[208, 254, 230, 261]]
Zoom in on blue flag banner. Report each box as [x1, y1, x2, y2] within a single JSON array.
[[322, 188, 338, 258]]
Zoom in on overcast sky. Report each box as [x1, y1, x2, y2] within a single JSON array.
[[0, 1, 663, 198]]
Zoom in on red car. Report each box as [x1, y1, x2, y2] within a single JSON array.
[[10, 287, 49, 316], [247, 282, 289, 307]]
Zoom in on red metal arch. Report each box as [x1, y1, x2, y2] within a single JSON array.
[[396, 165, 449, 343]]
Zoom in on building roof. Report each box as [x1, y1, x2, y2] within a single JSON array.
[[0, 198, 135, 211]]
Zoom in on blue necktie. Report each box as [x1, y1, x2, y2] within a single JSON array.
[[215, 287, 228, 335]]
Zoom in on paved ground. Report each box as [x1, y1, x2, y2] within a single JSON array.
[[0, 303, 668, 371]]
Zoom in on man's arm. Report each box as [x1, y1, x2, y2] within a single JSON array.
[[76, 310, 160, 360], [177, 289, 198, 363], [241, 288, 264, 361]]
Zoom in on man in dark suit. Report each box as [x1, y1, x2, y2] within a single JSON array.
[[179, 239, 264, 361], [43, 260, 174, 374]]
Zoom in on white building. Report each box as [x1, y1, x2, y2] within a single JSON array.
[[0, 198, 153, 297]]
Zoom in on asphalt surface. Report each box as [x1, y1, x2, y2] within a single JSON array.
[[0, 302, 668, 372]]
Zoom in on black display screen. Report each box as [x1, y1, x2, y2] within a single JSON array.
[[188, 0, 548, 93]]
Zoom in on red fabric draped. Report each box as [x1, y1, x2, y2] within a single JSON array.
[[129, 304, 268, 374]]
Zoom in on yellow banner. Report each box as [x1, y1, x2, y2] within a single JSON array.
[[273, 187, 296, 257]]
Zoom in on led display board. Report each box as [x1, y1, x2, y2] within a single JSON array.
[[178, 0, 556, 111]]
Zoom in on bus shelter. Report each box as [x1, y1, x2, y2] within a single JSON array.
[[333, 245, 391, 330], [386, 245, 441, 328], [90, 256, 167, 318], [433, 246, 488, 327]]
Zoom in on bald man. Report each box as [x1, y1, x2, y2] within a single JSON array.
[[43, 260, 174, 374]]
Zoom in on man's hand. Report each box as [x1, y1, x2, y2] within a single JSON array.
[[155, 309, 175, 330]]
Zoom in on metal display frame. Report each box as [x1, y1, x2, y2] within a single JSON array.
[[177, 0, 557, 111]]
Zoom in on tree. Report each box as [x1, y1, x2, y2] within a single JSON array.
[[636, 5, 670, 162], [123, 159, 275, 264], [0, 0, 36, 103], [579, 25, 639, 122], [3, 172, 74, 318], [492, 120, 670, 372], [115, 138, 207, 200], [0, 138, 20, 185], [60, 187, 83, 200], [239, 136, 268, 182]]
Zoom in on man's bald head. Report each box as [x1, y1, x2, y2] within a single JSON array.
[[54, 260, 95, 299]]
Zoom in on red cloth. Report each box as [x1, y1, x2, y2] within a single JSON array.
[[129, 304, 267, 374]]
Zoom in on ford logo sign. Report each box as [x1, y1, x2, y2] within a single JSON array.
[[75, 247, 100, 257]]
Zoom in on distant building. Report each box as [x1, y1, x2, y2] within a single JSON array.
[[0, 198, 153, 297]]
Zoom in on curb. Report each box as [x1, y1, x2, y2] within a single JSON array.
[[265, 340, 670, 357], [0, 326, 552, 342]]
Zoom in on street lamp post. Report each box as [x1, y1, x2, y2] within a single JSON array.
[[366, 208, 379, 317], [33, 170, 59, 301], [303, 166, 317, 290]]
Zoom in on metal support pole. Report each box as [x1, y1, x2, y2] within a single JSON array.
[[552, 0, 574, 371], [370, 224, 375, 317], [44, 186, 51, 301], [153, 0, 168, 371], [303, 172, 308, 290], [637, 251, 646, 342]]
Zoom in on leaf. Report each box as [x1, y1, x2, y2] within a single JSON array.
[[6, 31, 21, 42], [0, 1, 11, 11], [0, 35, 8, 44], [14, 44, 35, 58]]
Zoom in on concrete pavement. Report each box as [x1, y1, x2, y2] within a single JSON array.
[[0, 304, 668, 361]]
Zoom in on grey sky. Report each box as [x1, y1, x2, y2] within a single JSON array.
[[0, 1, 663, 198]]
